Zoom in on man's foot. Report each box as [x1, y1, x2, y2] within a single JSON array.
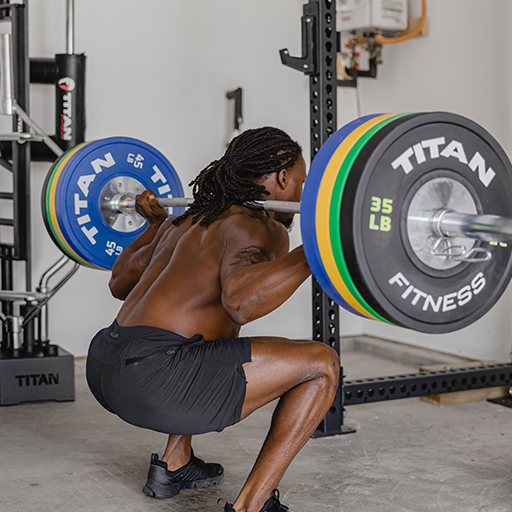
[[143, 451, 224, 499], [221, 489, 289, 511]]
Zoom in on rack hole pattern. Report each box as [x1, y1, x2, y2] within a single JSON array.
[[343, 364, 512, 405]]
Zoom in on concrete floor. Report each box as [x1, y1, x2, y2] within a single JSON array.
[[1, 339, 512, 512]]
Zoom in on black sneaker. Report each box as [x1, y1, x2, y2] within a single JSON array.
[[220, 489, 289, 511], [143, 451, 224, 499]]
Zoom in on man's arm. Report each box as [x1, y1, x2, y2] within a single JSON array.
[[220, 215, 311, 325], [109, 190, 169, 300]]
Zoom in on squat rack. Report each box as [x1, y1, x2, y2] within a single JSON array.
[[281, 0, 512, 437], [0, 0, 84, 405]]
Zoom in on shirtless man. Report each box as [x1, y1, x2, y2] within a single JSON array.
[[86, 127, 340, 512]]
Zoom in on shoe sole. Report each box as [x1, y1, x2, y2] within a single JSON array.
[[142, 480, 180, 499], [180, 472, 224, 489], [143, 473, 224, 499]]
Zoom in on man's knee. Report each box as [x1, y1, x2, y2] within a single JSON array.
[[309, 342, 340, 386]]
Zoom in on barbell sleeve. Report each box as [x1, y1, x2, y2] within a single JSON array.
[[437, 211, 512, 243], [413, 209, 512, 244]]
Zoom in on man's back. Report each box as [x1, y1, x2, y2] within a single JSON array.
[[115, 205, 289, 340]]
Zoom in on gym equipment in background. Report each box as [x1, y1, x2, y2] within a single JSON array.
[[0, 0, 84, 405]]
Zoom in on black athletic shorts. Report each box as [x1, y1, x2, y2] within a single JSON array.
[[86, 321, 252, 435]]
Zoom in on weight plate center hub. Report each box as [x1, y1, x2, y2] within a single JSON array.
[[99, 176, 146, 233], [405, 176, 478, 271]]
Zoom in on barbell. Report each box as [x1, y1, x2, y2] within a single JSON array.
[[41, 112, 512, 333]]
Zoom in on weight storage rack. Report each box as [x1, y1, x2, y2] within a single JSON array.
[[0, 0, 84, 405]]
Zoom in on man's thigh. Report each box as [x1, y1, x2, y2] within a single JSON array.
[[241, 337, 339, 420]]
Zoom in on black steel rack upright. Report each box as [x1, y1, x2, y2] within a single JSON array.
[[281, 0, 351, 436], [0, 2, 31, 351]]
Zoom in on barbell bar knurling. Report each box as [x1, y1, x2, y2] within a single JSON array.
[[124, 197, 302, 215]]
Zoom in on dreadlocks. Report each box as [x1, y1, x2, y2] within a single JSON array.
[[172, 127, 302, 227]]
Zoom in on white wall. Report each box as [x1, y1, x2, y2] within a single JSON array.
[[11, 0, 512, 360]]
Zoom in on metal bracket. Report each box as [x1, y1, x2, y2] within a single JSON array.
[[226, 87, 243, 133], [431, 238, 492, 263], [22, 257, 79, 327], [280, 3, 317, 75], [12, 100, 64, 157]]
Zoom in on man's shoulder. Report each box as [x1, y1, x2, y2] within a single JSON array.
[[224, 208, 287, 233], [221, 208, 289, 249]]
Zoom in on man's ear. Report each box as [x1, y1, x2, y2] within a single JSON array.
[[277, 168, 288, 190]]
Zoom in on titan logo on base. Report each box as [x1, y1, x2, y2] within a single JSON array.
[[391, 137, 496, 188], [388, 271, 486, 314], [15, 373, 60, 387]]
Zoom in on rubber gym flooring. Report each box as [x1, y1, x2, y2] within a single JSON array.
[[1, 339, 511, 512]]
